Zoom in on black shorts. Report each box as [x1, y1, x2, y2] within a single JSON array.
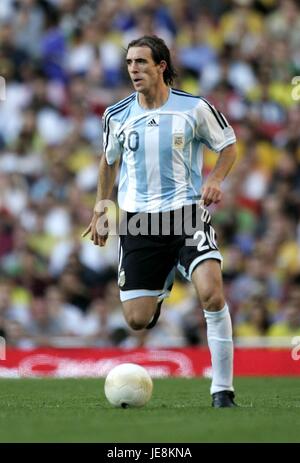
[[118, 203, 222, 302]]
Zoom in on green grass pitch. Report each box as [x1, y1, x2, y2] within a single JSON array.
[[0, 377, 299, 443]]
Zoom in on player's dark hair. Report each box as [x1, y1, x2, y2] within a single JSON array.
[[126, 35, 177, 86]]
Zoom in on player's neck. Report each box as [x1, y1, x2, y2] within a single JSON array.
[[138, 85, 170, 110]]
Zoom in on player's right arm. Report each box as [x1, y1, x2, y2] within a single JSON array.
[[82, 112, 122, 246], [81, 155, 119, 246]]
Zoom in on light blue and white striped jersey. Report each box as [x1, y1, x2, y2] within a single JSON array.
[[103, 88, 236, 213]]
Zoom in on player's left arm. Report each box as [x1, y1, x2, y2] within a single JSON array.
[[195, 99, 237, 206], [201, 142, 237, 206]]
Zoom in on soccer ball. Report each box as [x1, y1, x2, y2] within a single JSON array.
[[104, 363, 153, 408]]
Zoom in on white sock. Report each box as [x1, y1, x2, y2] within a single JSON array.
[[204, 304, 234, 395]]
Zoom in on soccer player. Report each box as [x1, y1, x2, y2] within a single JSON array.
[[83, 36, 238, 407]]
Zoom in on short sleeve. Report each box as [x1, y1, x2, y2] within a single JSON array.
[[102, 115, 122, 165], [194, 98, 236, 152]]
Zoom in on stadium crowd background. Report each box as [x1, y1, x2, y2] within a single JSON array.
[[0, 0, 300, 349]]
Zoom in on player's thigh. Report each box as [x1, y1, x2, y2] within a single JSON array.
[[177, 204, 225, 309], [118, 233, 177, 292], [177, 204, 222, 280], [118, 232, 176, 327]]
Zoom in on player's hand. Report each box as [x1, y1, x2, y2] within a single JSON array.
[[81, 212, 109, 247], [201, 178, 222, 207]]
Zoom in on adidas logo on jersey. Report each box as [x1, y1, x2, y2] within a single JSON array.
[[147, 118, 158, 126]]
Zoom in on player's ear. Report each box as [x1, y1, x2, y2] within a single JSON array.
[[159, 60, 167, 74]]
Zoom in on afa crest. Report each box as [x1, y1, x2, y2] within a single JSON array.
[[172, 133, 185, 149], [118, 269, 126, 287]]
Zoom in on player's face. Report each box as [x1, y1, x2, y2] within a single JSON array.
[[126, 46, 165, 94]]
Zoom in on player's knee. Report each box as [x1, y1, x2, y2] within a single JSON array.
[[202, 291, 224, 311], [127, 315, 148, 330], [124, 309, 149, 330], [123, 298, 157, 330]]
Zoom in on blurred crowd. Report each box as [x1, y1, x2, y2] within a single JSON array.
[[0, 0, 300, 349]]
